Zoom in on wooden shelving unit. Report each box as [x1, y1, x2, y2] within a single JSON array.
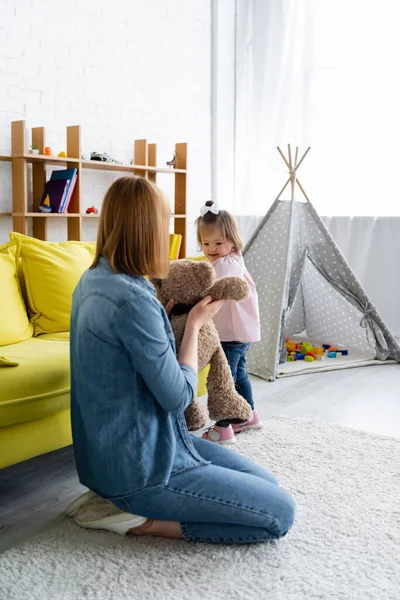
[[0, 120, 188, 257]]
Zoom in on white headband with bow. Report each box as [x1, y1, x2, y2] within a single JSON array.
[[200, 203, 220, 217]]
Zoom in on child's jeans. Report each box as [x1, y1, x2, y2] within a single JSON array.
[[217, 341, 254, 428]]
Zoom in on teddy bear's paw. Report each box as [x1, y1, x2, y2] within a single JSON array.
[[208, 391, 253, 424], [209, 277, 249, 302], [184, 401, 208, 432]]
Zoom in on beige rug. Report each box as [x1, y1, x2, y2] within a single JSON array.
[[1, 415, 399, 600]]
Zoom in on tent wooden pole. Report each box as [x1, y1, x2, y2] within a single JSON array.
[[277, 146, 290, 169], [295, 146, 311, 171], [295, 178, 311, 202], [294, 146, 299, 167]]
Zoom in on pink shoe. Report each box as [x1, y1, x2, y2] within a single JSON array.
[[232, 410, 263, 434], [202, 424, 237, 445]]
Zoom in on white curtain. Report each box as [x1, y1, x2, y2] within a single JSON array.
[[234, 0, 400, 217]]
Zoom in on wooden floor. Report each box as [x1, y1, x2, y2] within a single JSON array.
[[1, 364, 399, 555]]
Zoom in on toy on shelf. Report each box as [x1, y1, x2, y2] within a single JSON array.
[[86, 206, 99, 215], [90, 152, 122, 164], [284, 338, 349, 365], [166, 152, 176, 168], [44, 146, 52, 156], [30, 143, 39, 155], [58, 151, 67, 158]]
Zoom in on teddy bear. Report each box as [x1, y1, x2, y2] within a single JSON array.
[[151, 259, 253, 431]]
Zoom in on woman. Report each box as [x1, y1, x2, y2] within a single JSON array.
[[66, 176, 295, 544]]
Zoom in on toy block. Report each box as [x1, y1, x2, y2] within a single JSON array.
[[301, 342, 313, 354], [304, 355, 315, 362], [327, 351, 337, 358], [322, 344, 330, 350], [339, 349, 348, 356], [315, 354, 325, 361], [296, 354, 305, 360], [313, 347, 324, 355], [306, 352, 315, 358], [287, 356, 295, 362], [328, 346, 338, 352]]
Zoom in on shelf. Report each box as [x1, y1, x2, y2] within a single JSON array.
[[14, 154, 80, 166], [81, 159, 186, 174], [13, 212, 81, 217], [4, 120, 187, 256], [13, 212, 187, 218], [1, 155, 186, 173]]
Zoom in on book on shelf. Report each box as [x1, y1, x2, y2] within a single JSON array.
[[49, 168, 78, 213], [39, 179, 70, 213]]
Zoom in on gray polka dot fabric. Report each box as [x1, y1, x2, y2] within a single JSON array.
[[243, 199, 400, 380]]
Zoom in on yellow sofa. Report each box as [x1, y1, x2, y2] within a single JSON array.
[[0, 234, 208, 469]]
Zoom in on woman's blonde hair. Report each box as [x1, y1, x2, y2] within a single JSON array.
[[195, 201, 243, 251], [92, 176, 170, 278]]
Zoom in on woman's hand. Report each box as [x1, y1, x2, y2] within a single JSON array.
[[187, 296, 228, 331], [165, 299, 175, 321]]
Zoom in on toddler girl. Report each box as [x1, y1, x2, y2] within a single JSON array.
[[196, 201, 263, 444]]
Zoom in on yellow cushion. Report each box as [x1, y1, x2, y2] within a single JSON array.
[[0, 409, 72, 469], [169, 234, 182, 260], [186, 255, 206, 261], [0, 337, 70, 428], [10, 233, 96, 336], [0, 240, 33, 346]]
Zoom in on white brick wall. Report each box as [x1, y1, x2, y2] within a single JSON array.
[[0, 0, 212, 254]]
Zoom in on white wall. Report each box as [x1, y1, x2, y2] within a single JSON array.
[[0, 0, 212, 254]]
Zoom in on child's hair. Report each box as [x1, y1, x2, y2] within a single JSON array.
[[195, 201, 243, 251], [92, 176, 170, 278]]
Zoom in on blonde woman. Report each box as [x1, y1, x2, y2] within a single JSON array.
[[67, 177, 295, 544]]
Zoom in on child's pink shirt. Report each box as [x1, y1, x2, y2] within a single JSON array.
[[211, 253, 260, 343]]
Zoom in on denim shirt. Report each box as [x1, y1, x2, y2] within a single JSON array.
[[70, 257, 208, 499]]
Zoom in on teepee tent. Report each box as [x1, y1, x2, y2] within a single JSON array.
[[243, 146, 400, 381]]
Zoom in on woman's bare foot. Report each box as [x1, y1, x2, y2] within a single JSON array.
[[129, 519, 183, 539]]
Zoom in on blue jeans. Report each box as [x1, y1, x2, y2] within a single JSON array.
[[112, 436, 295, 544], [217, 341, 254, 427]]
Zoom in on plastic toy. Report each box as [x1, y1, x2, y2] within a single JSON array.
[[166, 152, 176, 168], [90, 152, 122, 164], [86, 206, 99, 214], [58, 151, 67, 158], [301, 342, 314, 354], [44, 146, 52, 156], [284, 338, 349, 364]]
